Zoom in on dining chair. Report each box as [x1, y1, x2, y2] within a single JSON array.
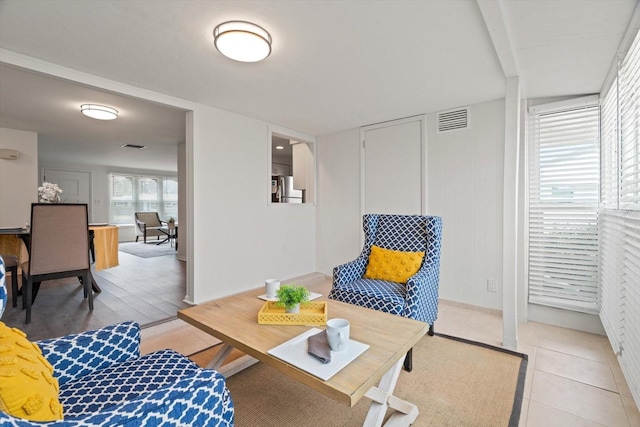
[[21, 203, 94, 324]]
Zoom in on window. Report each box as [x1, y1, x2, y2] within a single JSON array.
[[162, 178, 178, 220], [109, 174, 178, 224], [528, 99, 600, 314]]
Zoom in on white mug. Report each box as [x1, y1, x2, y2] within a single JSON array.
[[265, 279, 280, 299], [326, 318, 350, 352]]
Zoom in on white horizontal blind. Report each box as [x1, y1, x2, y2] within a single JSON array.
[[620, 30, 640, 210], [621, 213, 640, 402], [599, 211, 624, 354], [599, 74, 622, 355], [599, 28, 640, 411], [529, 104, 600, 313], [601, 81, 619, 209]]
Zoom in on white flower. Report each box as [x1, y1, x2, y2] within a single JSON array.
[[38, 182, 63, 203]]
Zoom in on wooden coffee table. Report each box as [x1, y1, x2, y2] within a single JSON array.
[[178, 286, 428, 427]]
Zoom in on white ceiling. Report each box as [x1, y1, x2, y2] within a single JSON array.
[[0, 0, 637, 171], [0, 64, 186, 171]]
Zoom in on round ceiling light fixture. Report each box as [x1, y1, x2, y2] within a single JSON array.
[[213, 21, 272, 62], [80, 104, 118, 120]]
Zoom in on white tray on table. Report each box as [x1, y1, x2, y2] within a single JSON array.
[[267, 327, 369, 381]]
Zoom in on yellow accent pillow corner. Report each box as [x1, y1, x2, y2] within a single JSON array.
[[363, 245, 425, 284], [0, 322, 63, 421]]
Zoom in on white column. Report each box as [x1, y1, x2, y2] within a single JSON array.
[[502, 77, 520, 350]]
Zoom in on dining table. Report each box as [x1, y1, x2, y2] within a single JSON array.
[[0, 227, 30, 264], [89, 224, 120, 271]]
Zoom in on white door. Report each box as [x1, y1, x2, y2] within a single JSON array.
[[42, 169, 91, 212], [362, 116, 425, 215]]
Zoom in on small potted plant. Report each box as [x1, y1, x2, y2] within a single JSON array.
[[166, 217, 176, 229], [276, 285, 310, 314]]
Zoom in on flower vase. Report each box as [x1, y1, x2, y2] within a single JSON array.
[[38, 182, 63, 203]]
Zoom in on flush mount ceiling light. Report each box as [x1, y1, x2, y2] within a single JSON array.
[[213, 21, 272, 62], [80, 104, 118, 120]]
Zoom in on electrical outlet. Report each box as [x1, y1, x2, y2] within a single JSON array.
[[487, 279, 497, 293]]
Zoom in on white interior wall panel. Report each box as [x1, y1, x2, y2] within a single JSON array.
[[0, 128, 38, 227], [316, 128, 363, 275], [362, 118, 423, 215], [427, 99, 505, 309]]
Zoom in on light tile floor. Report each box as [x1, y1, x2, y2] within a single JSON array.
[[436, 301, 640, 427], [142, 299, 640, 427]]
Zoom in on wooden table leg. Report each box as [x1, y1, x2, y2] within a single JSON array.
[[363, 358, 419, 427], [204, 343, 259, 377]]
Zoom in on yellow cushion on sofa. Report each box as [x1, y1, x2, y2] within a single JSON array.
[[363, 245, 425, 284], [0, 322, 63, 421]]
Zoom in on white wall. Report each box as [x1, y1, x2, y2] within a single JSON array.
[[0, 128, 38, 226], [427, 99, 505, 309], [190, 105, 317, 302], [177, 140, 186, 260], [316, 128, 363, 274]]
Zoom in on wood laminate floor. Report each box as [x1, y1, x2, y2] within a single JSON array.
[[1, 244, 188, 341]]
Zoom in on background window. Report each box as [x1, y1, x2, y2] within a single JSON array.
[[109, 174, 178, 224], [528, 101, 600, 314]]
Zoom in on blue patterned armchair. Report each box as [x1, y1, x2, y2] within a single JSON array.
[[0, 320, 234, 426], [328, 214, 443, 370]]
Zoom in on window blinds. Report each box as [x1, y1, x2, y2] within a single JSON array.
[[620, 213, 640, 402], [601, 81, 619, 209], [599, 211, 624, 354], [600, 211, 640, 403], [528, 104, 600, 314], [599, 28, 640, 408], [620, 32, 640, 210]]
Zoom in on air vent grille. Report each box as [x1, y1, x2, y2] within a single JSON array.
[[436, 107, 469, 133], [121, 144, 147, 150]]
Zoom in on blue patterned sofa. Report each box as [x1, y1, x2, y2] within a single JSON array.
[[328, 214, 443, 370], [0, 316, 233, 425]]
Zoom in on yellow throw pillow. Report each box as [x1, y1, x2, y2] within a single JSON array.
[[0, 322, 63, 421], [363, 245, 425, 284]]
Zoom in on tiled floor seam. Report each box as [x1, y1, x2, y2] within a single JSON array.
[[533, 368, 624, 396], [535, 346, 615, 363], [526, 394, 616, 427]]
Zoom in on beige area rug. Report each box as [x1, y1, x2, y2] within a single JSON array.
[[189, 333, 527, 427]]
